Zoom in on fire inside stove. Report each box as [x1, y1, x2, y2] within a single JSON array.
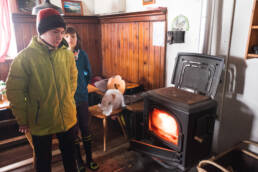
[[148, 108, 179, 146]]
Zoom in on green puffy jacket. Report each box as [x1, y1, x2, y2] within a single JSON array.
[[6, 37, 78, 136]]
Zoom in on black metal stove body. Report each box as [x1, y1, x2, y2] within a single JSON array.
[[130, 53, 224, 171], [131, 87, 217, 171]]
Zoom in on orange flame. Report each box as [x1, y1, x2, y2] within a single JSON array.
[[149, 108, 179, 145]]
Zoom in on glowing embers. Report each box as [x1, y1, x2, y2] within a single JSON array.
[[149, 108, 179, 146]]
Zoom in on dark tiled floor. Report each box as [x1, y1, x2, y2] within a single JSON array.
[[11, 141, 196, 172], [0, 117, 198, 172]]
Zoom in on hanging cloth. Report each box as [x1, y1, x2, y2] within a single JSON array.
[[0, 0, 11, 62]]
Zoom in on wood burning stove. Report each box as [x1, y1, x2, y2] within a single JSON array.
[[131, 87, 217, 171], [130, 53, 224, 171]]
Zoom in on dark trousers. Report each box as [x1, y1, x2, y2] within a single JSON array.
[[76, 102, 90, 138], [75, 101, 92, 162], [32, 125, 77, 172]]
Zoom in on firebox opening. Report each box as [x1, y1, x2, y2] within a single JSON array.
[[149, 108, 179, 146]]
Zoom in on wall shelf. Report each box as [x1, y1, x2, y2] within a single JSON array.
[[251, 25, 258, 29], [246, 0, 258, 59], [247, 53, 258, 58]]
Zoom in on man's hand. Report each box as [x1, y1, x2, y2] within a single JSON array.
[[19, 125, 29, 133]]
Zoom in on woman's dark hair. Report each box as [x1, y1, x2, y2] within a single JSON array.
[[65, 26, 81, 51]]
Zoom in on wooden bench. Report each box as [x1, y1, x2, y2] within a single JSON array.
[[88, 105, 127, 152]]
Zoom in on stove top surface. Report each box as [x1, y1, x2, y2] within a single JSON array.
[[149, 87, 210, 105]]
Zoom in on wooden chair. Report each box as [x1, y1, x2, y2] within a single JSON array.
[[88, 105, 127, 152], [88, 82, 141, 151]]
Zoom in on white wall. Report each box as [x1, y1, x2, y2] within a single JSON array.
[[51, 0, 94, 15], [209, 0, 258, 153], [94, 0, 125, 14], [52, 0, 126, 15]]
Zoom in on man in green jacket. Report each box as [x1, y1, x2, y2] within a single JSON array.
[[6, 8, 78, 172]]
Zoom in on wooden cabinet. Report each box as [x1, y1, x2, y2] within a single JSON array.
[[246, 0, 258, 59]]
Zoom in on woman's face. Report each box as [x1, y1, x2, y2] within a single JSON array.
[[64, 32, 77, 50]]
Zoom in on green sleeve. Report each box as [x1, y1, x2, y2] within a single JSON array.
[[6, 56, 29, 126]]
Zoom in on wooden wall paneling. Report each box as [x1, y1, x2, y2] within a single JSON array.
[[0, 63, 6, 81], [124, 23, 129, 80], [101, 24, 106, 75], [110, 24, 114, 76], [14, 23, 32, 51], [106, 23, 110, 76], [115, 23, 119, 78], [103, 24, 110, 76], [99, 9, 166, 24], [160, 45, 165, 87], [128, 23, 133, 82], [89, 25, 95, 60], [96, 24, 102, 76], [132, 22, 139, 83], [77, 23, 86, 49], [21, 24, 30, 50], [0, 61, 12, 81], [119, 24, 124, 79], [152, 22, 163, 89], [105, 24, 109, 76], [80, 24, 90, 68], [117, 24, 122, 78], [117, 23, 122, 76], [123, 23, 127, 79], [125, 23, 130, 80], [115, 23, 120, 78], [143, 22, 150, 89], [23, 24, 36, 51], [91, 23, 101, 76], [113, 24, 118, 76], [131, 23, 139, 83], [89, 24, 100, 76], [13, 23, 24, 52], [116, 24, 120, 77], [87, 24, 93, 72], [138, 22, 144, 87], [154, 44, 161, 89], [107, 24, 112, 76], [12, 14, 37, 52], [100, 9, 167, 89], [148, 22, 155, 89]]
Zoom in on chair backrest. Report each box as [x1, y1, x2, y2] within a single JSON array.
[[171, 53, 224, 98]]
